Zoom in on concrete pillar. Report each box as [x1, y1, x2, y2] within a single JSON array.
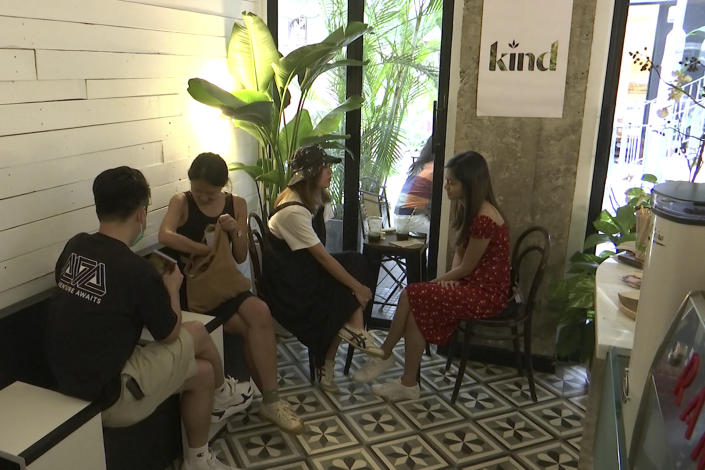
[[450, 0, 599, 355]]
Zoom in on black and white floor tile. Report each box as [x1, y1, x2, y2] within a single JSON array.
[[536, 367, 590, 398], [372, 435, 448, 470], [396, 395, 464, 430], [167, 331, 590, 470], [443, 383, 514, 419], [488, 376, 556, 407], [478, 411, 553, 450], [517, 442, 580, 470]]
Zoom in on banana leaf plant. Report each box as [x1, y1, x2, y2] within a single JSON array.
[[187, 12, 370, 218]]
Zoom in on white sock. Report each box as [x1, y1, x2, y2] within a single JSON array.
[[324, 359, 335, 376], [186, 444, 209, 464]]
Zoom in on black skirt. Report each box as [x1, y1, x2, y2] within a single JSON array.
[[262, 233, 372, 366]]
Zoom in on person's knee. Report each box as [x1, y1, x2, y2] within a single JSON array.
[[182, 321, 209, 349], [242, 298, 273, 330]]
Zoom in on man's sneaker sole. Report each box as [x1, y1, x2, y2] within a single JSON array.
[[211, 390, 253, 423]]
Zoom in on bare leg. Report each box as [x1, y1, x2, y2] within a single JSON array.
[[182, 321, 225, 388], [380, 290, 411, 358], [223, 315, 262, 387], [400, 312, 426, 387], [224, 297, 278, 393], [345, 306, 364, 329], [325, 336, 342, 362], [180, 359, 214, 448]]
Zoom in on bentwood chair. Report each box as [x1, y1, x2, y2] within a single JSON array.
[[247, 212, 319, 384], [444, 226, 551, 403]]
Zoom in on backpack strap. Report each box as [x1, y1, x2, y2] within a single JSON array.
[[270, 201, 309, 217]]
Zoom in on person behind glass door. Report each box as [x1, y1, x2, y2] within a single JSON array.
[[394, 136, 434, 235], [263, 144, 384, 392], [354, 151, 511, 400], [158, 153, 303, 434]]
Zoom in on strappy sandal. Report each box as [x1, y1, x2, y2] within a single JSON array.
[[337, 326, 385, 358]]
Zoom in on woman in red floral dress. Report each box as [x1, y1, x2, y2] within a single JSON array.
[[354, 151, 511, 400]]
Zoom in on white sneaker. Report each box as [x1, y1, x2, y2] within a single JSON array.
[[353, 355, 395, 383], [259, 399, 305, 434], [372, 379, 420, 401], [319, 360, 338, 392], [181, 449, 242, 470], [211, 376, 254, 423]]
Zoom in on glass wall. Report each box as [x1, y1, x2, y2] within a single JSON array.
[[603, 0, 705, 214]]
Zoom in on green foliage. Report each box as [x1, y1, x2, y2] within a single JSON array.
[[320, 0, 443, 214], [551, 174, 657, 362], [187, 12, 370, 217], [625, 174, 656, 209]]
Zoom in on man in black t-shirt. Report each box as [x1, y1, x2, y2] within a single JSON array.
[[46, 167, 245, 470]]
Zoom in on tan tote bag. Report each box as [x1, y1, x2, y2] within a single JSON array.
[[185, 221, 251, 313]]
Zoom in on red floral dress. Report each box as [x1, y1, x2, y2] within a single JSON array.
[[407, 215, 510, 345]]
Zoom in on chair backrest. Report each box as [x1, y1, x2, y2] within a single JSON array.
[[511, 226, 551, 321], [247, 212, 267, 300], [360, 190, 383, 219], [359, 180, 392, 229]]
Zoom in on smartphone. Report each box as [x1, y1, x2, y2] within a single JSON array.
[[148, 250, 177, 274], [409, 231, 427, 239]]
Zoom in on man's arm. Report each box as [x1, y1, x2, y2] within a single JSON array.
[[158, 267, 183, 344]]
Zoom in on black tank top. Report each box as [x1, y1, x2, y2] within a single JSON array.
[[162, 191, 235, 269], [177, 191, 235, 243], [164, 191, 235, 308]]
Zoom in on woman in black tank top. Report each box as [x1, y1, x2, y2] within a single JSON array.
[[158, 153, 303, 434]]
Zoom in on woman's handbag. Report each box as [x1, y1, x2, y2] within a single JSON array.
[[185, 221, 251, 312]]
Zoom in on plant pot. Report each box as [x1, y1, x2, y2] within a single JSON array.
[[555, 319, 595, 364]]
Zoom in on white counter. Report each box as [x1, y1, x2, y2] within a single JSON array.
[[594, 256, 640, 359]]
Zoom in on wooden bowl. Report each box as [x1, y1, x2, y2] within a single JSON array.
[[618, 291, 639, 320]]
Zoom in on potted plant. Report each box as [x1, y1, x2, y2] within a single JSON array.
[[551, 175, 656, 362], [187, 12, 371, 218]]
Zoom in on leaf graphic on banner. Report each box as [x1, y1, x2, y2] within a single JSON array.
[[509, 40, 519, 49]]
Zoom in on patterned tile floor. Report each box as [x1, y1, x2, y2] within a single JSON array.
[[169, 330, 589, 470]]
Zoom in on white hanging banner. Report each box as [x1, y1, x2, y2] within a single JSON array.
[[476, 0, 573, 118]]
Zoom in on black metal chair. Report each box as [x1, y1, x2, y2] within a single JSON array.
[[247, 212, 319, 384], [444, 226, 551, 404]]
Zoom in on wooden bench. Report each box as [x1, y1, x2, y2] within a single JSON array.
[[0, 245, 242, 470], [0, 382, 105, 470]]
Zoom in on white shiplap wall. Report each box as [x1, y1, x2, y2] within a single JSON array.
[[0, 0, 263, 311]]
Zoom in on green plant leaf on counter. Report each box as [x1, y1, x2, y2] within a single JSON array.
[[642, 173, 658, 184], [552, 175, 658, 363], [583, 233, 610, 250]]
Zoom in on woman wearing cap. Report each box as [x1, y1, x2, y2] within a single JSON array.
[[263, 145, 384, 391], [158, 152, 304, 434]]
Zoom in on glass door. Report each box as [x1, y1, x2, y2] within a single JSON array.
[[271, 0, 452, 273], [597, 0, 705, 220]]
